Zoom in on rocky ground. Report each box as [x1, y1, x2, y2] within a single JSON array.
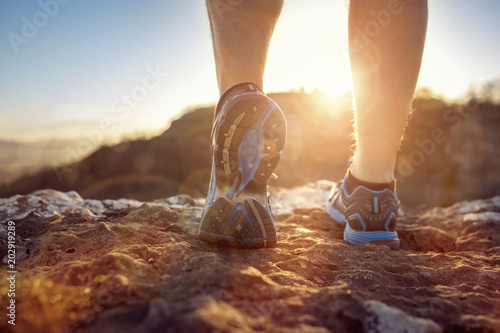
[[1, 181, 500, 333]]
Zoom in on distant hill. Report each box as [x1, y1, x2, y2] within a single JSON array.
[[1, 91, 499, 207], [0, 138, 103, 187]]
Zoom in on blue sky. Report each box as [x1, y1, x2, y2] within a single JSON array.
[[0, 0, 499, 143]]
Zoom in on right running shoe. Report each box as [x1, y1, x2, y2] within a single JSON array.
[[198, 83, 286, 248], [326, 174, 400, 250]]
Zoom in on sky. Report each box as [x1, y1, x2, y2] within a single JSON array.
[[0, 0, 499, 143]]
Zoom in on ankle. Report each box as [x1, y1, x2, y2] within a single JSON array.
[[349, 158, 395, 184]]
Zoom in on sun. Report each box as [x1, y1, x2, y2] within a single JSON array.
[[263, 0, 352, 100]]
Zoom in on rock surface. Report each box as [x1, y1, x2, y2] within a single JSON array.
[[1, 182, 500, 333]]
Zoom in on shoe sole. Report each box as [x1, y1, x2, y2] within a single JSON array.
[[199, 197, 278, 248], [327, 200, 400, 250], [199, 94, 286, 248], [344, 224, 400, 250]]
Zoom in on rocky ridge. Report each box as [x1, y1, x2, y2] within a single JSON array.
[[2, 94, 500, 208]]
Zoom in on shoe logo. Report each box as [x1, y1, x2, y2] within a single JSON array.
[[372, 196, 379, 214]]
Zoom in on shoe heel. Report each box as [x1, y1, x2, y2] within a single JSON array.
[[198, 197, 277, 248]]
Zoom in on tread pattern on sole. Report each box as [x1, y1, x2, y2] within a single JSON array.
[[213, 97, 285, 184], [199, 94, 286, 249], [199, 197, 277, 248]]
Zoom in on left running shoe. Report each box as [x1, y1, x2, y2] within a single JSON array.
[[198, 83, 286, 248], [326, 174, 400, 250]]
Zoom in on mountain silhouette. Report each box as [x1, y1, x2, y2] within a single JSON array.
[[1, 92, 499, 207]]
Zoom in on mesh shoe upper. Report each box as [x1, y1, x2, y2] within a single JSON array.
[[328, 175, 399, 232]]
